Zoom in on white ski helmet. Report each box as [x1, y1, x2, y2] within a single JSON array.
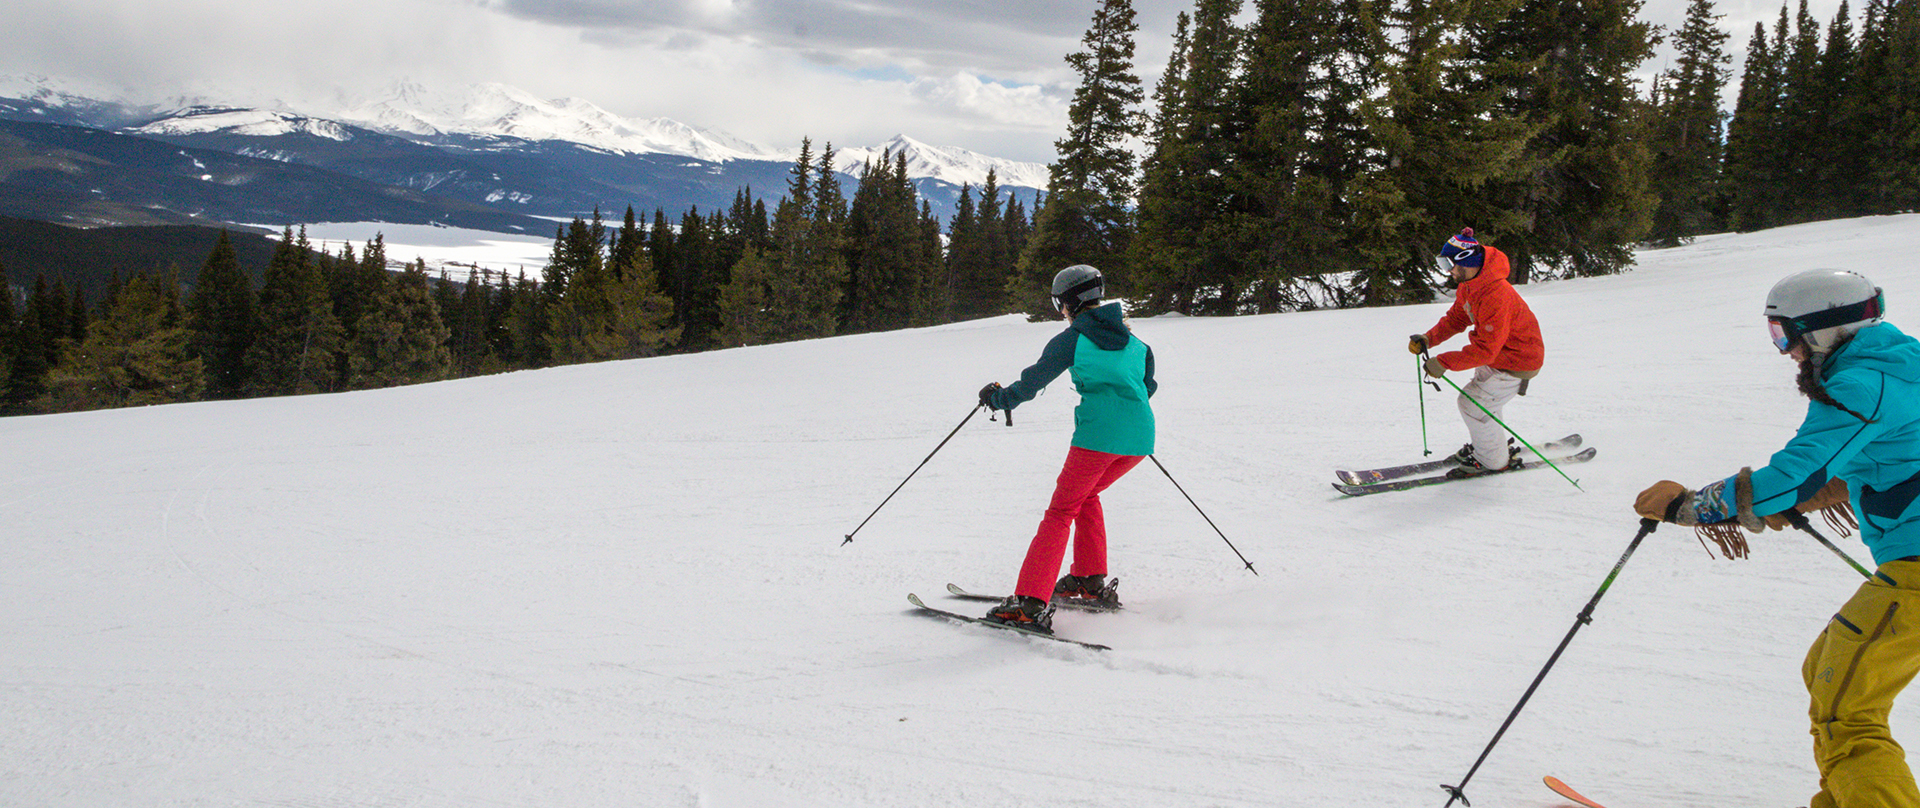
[[1764, 269, 1885, 354], [1051, 264, 1104, 312]]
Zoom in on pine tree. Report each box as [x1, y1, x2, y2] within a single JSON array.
[[445, 269, 492, 376], [1131, 6, 1240, 314], [947, 173, 1016, 322], [348, 259, 451, 387], [1774, 0, 1829, 221], [845, 150, 926, 332], [672, 206, 726, 350], [1863, 0, 1920, 210], [1374, 0, 1541, 295], [2, 274, 56, 412], [1646, 0, 1734, 243], [597, 237, 681, 358], [246, 227, 345, 396], [1013, 0, 1147, 318], [715, 247, 777, 347], [1807, 2, 1865, 218], [185, 231, 258, 399], [1467, 0, 1659, 279], [544, 215, 608, 363], [944, 183, 982, 321], [1728, 15, 1791, 230], [1221, 0, 1405, 312], [0, 260, 14, 394], [66, 284, 87, 345], [43, 272, 203, 411], [977, 171, 1012, 296], [1001, 193, 1033, 289], [501, 271, 544, 367]]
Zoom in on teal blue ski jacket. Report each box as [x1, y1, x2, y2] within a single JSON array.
[[987, 302, 1156, 456], [1691, 323, 1920, 565]]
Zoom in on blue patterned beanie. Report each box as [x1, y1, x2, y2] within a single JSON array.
[[1439, 228, 1483, 268]]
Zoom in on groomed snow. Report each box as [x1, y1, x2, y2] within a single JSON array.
[[5, 213, 1919, 807]]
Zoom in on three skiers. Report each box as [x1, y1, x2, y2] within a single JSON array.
[[1635, 269, 1920, 808], [976, 265, 1157, 632], [1408, 228, 1545, 475]]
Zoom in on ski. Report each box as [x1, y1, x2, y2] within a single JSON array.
[[1332, 447, 1597, 496], [1543, 775, 1608, 808], [1335, 434, 1581, 485], [945, 582, 1123, 613], [907, 593, 1111, 651]]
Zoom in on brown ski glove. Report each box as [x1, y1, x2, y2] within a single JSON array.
[[1760, 477, 1858, 537]]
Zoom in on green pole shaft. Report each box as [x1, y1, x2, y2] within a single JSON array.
[[1435, 371, 1582, 491], [1417, 354, 1432, 456], [1787, 512, 1873, 579], [1441, 519, 1660, 807]]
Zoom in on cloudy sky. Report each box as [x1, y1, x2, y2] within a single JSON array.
[[4, 0, 1846, 164]]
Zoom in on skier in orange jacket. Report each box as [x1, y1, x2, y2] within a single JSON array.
[[1407, 228, 1545, 474]]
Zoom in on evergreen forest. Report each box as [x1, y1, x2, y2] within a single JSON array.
[[2, 0, 1916, 416]]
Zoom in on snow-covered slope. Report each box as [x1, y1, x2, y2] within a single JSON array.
[[10, 215, 1915, 806]]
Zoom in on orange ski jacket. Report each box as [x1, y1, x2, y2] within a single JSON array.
[[1423, 245, 1545, 374]]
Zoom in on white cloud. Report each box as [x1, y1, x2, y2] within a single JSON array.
[[8, 0, 1809, 167]]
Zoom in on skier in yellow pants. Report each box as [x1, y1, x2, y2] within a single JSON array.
[[1635, 270, 1920, 807], [1804, 560, 1920, 807]]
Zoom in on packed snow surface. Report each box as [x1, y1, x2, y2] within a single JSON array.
[[5, 214, 1919, 807]]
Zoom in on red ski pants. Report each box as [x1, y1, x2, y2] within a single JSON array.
[[1014, 446, 1145, 601]]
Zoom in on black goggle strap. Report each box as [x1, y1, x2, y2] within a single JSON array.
[[1053, 277, 1103, 309], [1779, 290, 1885, 339]]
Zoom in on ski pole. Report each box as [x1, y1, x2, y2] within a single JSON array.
[[1440, 518, 1660, 807], [1417, 353, 1436, 456], [1786, 511, 1873, 580], [1427, 364, 1580, 491], [842, 405, 983, 546], [1148, 455, 1258, 575]]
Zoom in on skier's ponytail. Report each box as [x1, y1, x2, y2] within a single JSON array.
[[1797, 355, 1878, 424]]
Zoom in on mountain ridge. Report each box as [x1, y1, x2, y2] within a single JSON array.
[[0, 74, 1046, 234], [1, 73, 1051, 190]]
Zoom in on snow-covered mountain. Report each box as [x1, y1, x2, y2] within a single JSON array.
[[329, 81, 789, 164], [320, 81, 1051, 190], [129, 107, 357, 141], [838, 134, 1051, 190], [85, 75, 1050, 190], [0, 73, 1049, 230]]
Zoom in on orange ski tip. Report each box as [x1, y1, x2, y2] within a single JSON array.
[[1543, 775, 1607, 808]]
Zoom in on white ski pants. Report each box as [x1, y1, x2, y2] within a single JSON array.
[[1457, 366, 1527, 470]]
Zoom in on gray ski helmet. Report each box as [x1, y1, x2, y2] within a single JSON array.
[[1764, 269, 1885, 353], [1051, 264, 1104, 312]]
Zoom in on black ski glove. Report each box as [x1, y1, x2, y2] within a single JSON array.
[[978, 382, 1003, 409]]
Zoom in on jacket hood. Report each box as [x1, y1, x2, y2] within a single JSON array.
[[1828, 322, 1920, 383], [1460, 245, 1512, 290], [1071, 302, 1133, 350]]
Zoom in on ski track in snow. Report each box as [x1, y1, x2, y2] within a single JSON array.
[[4, 213, 1918, 806]]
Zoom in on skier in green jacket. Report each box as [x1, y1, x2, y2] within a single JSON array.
[[977, 265, 1157, 632]]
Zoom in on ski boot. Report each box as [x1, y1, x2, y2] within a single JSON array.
[[983, 595, 1055, 633], [1053, 573, 1123, 609], [1446, 438, 1523, 478]]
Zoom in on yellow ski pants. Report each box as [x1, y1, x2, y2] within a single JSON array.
[[1805, 559, 1920, 808]]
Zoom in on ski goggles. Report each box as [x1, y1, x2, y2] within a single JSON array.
[[1434, 247, 1479, 274], [1767, 317, 1794, 353]]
